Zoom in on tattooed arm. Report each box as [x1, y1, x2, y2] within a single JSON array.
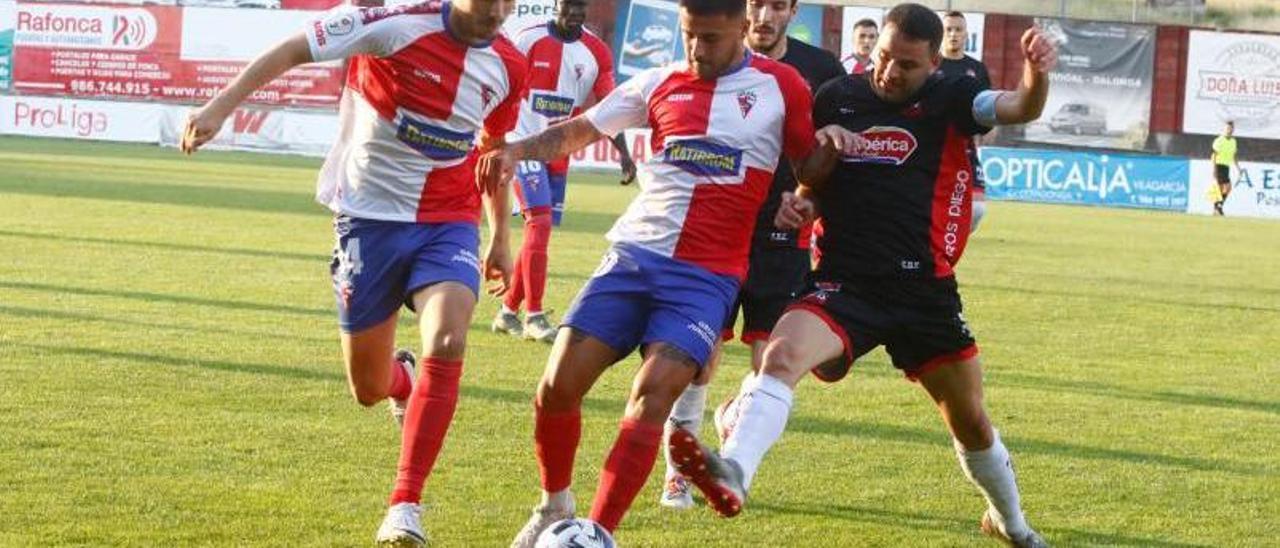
[[476, 116, 605, 192]]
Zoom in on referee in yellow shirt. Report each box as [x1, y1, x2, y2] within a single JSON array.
[[1210, 121, 1241, 216]]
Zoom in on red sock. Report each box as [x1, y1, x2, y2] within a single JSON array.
[[389, 358, 463, 505], [522, 212, 552, 314], [588, 419, 663, 532], [387, 355, 412, 401], [535, 405, 581, 493], [504, 249, 526, 312]]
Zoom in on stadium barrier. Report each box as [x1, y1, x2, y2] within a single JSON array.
[[979, 146, 1190, 212], [1187, 160, 1280, 218]]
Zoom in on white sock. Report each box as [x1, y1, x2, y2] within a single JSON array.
[[663, 383, 708, 478], [954, 430, 1029, 538], [540, 488, 574, 513], [501, 304, 518, 316], [721, 374, 793, 490], [527, 310, 544, 318]]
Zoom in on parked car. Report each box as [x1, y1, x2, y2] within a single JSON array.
[[1049, 102, 1108, 135]]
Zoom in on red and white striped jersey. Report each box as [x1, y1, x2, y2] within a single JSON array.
[[510, 22, 615, 143], [584, 53, 817, 279], [306, 1, 527, 224]]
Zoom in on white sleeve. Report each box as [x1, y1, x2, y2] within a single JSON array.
[[583, 73, 651, 136], [306, 6, 397, 62]]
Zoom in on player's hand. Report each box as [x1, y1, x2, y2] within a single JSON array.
[[815, 124, 864, 157], [181, 105, 229, 154], [776, 191, 816, 230], [619, 155, 637, 186], [476, 146, 516, 196], [482, 238, 513, 297], [1021, 26, 1058, 74]]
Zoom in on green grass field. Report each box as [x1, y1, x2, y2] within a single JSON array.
[[1, 135, 1277, 547]]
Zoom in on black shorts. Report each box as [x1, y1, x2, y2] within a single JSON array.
[[1215, 164, 1231, 185], [722, 244, 810, 345], [788, 276, 978, 380]]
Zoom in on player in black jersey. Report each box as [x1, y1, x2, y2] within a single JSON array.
[[670, 4, 1056, 547], [940, 10, 993, 232], [657, 0, 846, 510]]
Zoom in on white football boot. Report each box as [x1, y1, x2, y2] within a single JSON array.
[[511, 493, 575, 548], [981, 509, 1050, 548], [658, 473, 694, 510], [492, 309, 523, 337], [522, 313, 558, 344], [375, 502, 426, 547]]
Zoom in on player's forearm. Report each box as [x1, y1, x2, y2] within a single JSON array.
[[793, 146, 839, 193], [482, 186, 510, 245], [610, 133, 633, 163], [509, 117, 605, 163], [205, 34, 313, 117], [994, 64, 1049, 125]]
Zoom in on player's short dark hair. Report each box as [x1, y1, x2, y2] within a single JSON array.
[[854, 18, 878, 30], [1226, 120, 1234, 126], [884, 3, 942, 53], [678, 0, 746, 17], [944, 10, 965, 20]]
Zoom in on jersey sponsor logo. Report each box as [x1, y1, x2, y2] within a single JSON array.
[[737, 90, 757, 118], [843, 126, 918, 165], [663, 139, 743, 177], [325, 14, 356, 36], [531, 93, 575, 118], [312, 20, 327, 46], [667, 93, 695, 102], [395, 117, 475, 160], [413, 68, 442, 84]]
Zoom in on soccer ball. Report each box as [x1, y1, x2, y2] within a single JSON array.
[[534, 518, 616, 548]]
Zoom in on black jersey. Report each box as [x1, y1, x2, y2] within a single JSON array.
[[812, 72, 990, 281], [752, 37, 845, 248], [939, 55, 991, 190], [939, 55, 991, 90]]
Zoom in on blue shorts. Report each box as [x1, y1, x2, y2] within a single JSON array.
[[562, 244, 739, 368], [514, 161, 568, 226], [330, 216, 481, 333]]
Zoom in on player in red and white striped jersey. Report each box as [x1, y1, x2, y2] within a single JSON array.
[[478, 0, 853, 543], [493, 0, 638, 344], [182, 2, 525, 545]]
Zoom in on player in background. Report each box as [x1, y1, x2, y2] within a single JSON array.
[[1209, 120, 1240, 216], [841, 17, 878, 75], [493, 0, 638, 344], [656, 0, 845, 510], [939, 10, 993, 232], [476, 0, 849, 543], [181, 1, 524, 546], [670, 5, 1055, 547]]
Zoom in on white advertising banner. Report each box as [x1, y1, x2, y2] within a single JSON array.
[[840, 7, 983, 63], [1187, 160, 1280, 219], [0, 95, 159, 141], [1183, 30, 1280, 139], [503, 0, 557, 37], [180, 7, 324, 62], [159, 105, 339, 157]]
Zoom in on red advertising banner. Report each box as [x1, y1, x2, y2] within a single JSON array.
[[11, 1, 342, 107]]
